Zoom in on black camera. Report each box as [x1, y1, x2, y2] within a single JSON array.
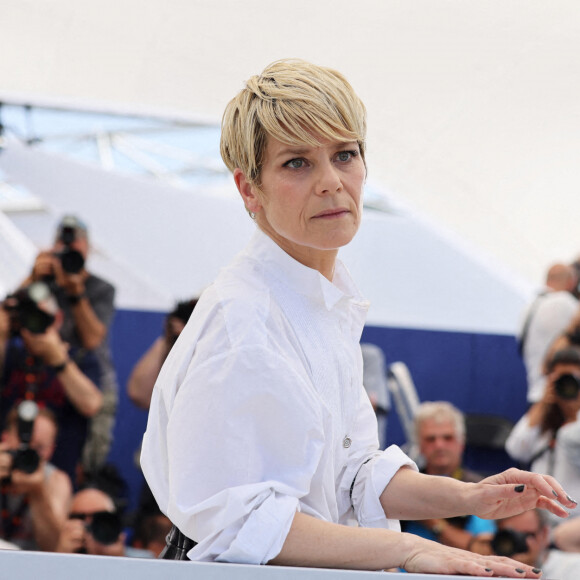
[[3, 401, 41, 481], [54, 217, 85, 274], [554, 373, 580, 400], [3, 282, 56, 336], [71, 510, 123, 547], [491, 529, 532, 557], [165, 299, 198, 347]]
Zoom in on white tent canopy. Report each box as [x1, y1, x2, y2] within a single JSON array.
[[1, 0, 579, 286]]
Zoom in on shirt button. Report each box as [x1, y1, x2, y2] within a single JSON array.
[[343, 437, 352, 448]]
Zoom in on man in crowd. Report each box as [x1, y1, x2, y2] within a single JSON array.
[[0, 280, 102, 483], [520, 263, 578, 404], [23, 215, 117, 476], [0, 404, 72, 551], [494, 509, 580, 579], [402, 401, 495, 554], [55, 486, 151, 557]]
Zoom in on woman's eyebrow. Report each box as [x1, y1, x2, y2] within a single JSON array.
[[274, 146, 311, 159]]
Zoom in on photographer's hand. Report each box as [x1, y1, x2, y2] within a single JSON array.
[[21, 326, 69, 367], [527, 382, 557, 428], [21, 327, 102, 417], [61, 270, 87, 299], [61, 271, 107, 351], [56, 517, 86, 554], [27, 251, 59, 284], [0, 443, 13, 482]]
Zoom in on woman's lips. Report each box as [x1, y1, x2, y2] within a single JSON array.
[[312, 208, 350, 219]]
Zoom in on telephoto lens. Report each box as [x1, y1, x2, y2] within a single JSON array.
[[87, 511, 123, 545]]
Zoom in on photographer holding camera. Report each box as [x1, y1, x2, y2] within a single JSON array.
[[506, 347, 580, 526], [492, 509, 580, 579], [55, 486, 151, 557], [127, 298, 198, 410], [0, 280, 103, 484], [22, 215, 117, 476], [0, 403, 72, 551]]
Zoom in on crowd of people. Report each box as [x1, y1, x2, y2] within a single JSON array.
[[0, 215, 175, 557], [1, 58, 580, 579]]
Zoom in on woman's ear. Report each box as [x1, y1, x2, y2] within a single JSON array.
[[234, 169, 262, 215]]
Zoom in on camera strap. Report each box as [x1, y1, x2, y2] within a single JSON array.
[[528, 439, 556, 476], [517, 291, 548, 357], [22, 355, 43, 401]]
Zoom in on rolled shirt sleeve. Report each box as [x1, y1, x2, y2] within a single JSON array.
[[350, 447, 418, 530]]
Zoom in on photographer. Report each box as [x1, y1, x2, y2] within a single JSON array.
[[55, 487, 152, 557], [493, 509, 580, 579], [127, 298, 198, 410], [506, 347, 580, 525], [22, 215, 117, 475], [0, 404, 72, 551], [0, 281, 102, 484]]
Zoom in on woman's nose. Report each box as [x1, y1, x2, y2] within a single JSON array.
[[316, 161, 342, 195]]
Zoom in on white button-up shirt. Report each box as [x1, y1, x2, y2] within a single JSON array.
[[141, 229, 416, 564]]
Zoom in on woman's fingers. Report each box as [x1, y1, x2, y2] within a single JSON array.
[[540, 472, 578, 507]]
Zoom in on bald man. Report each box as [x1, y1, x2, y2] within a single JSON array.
[[520, 263, 578, 403]]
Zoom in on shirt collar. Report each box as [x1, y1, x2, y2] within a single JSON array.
[[245, 228, 369, 312]]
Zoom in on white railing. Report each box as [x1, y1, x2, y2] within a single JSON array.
[[0, 549, 490, 580]]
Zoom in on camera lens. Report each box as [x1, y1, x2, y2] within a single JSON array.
[[11, 448, 40, 474], [491, 529, 530, 557], [20, 309, 54, 334], [59, 249, 85, 274], [87, 511, 122, 545], [554, 374, 580, 400]]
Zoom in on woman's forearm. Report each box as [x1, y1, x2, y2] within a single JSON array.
[[380, 466, 575, 524], [380, 467, 471, 520], [270, 510, 540, 577], [269, 511, 409, 570]]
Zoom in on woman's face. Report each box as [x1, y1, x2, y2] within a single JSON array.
[[236, 135, 365, 277]]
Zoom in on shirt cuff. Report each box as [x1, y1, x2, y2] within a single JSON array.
[[351, 445, 418, 530], [212, 492, 299, 564]]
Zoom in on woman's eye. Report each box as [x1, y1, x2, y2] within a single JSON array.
[[336, 150, 357, 162], [285, 158, 305, 169]]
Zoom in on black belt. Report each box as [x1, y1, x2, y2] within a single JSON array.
[[159, 524, 197, 560]]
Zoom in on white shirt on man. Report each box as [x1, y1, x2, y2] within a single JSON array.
[[521, 290, 578, 403], [141, 228, 415, 564]]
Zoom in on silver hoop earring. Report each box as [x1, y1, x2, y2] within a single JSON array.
[[248, 209, 256, 220]]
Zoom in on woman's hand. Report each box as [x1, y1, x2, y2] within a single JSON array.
[[401, 533, 542, 578], [471, 468, 577, 520]]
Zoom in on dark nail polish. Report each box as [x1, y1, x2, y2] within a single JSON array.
[[532, 568, 542, 574], [485, 568, 492, 573], [567, 495, 577, 504], [552, 489, 559, 498], [514, 484, 525, 493], [515, 569, 525, 574]]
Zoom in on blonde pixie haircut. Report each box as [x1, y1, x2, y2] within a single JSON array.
[[220, 59, 367, 186]]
